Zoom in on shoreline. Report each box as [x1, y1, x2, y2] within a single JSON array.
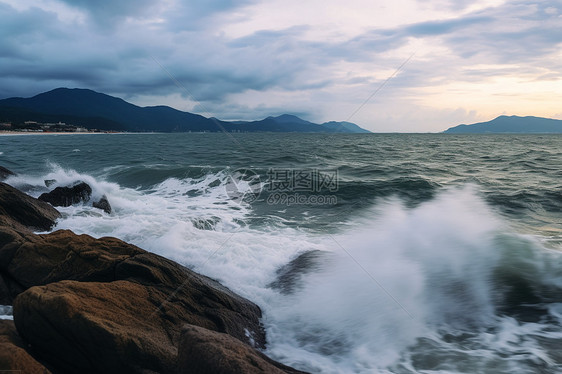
[[0, 131, 125, 136], [0, 172, 304, 374]]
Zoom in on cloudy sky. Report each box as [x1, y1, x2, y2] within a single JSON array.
[[1, 0, 561, 132]]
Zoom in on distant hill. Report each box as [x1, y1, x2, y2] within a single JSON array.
[[444, 115, 562, 134], [321, 121, 371, 133], [0, 88, 370, 133], [227, 114, 333, 133]]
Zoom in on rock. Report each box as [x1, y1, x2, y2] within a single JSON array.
[[0, 276, 12, 305], [0, 319, 52, 374], [92, 195, 112, 214], [0, 182, 60, 232], [38, 181, 92, 207], [114, 252, 265, 347], [14, 281, 178, 374], [9, 229, 269, 373], [44, 179, 56, 187], [269, 250, 330, 295], [0, 229, 143, 295], [0, 178, 305, 374], [0, 166, 15, 181], [14, 274, 265, 374], [1, 229, 265, 347], [177, 324, 308, 374]]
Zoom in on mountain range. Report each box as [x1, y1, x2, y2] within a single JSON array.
[[444, 115, 562, 134], [0, 88, 370, 133]]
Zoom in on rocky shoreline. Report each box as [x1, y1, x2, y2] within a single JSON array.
[[0, 169, 306, 373]]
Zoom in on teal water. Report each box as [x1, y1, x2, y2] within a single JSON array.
[[1, 133, 562, 373]]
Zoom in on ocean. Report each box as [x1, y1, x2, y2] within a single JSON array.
[[1, 132, 562, 373]]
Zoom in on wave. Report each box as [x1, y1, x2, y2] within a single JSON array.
[[9, 166, 562, 373], [263, 187, 562, 373]]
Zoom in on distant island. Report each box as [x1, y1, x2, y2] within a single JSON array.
[[444, 115, 562, 134], [0, 88, 370, 134]]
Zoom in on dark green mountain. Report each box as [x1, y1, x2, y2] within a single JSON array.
[[0, 88, 370, 133], [444, 115, 562, 134], [321, 121, 371, 133], [231, 115, 337, 132]]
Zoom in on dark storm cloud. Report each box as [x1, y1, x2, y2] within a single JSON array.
[[0, 0, 560, 125], [57, 0, 158, 26]]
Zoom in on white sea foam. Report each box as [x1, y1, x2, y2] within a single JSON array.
[[0, 305, 13, 320], [14, 167, 562, 373], [262, 187, 509, 372]]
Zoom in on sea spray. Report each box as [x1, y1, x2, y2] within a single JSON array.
[[263, 186, 506, 372], [7, 162, 562, 373]]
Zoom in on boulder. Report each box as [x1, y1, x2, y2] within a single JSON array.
[[14, 280, 178, 374], [0, 319, 52, 374], [0, 182, 60, 232], [92, 195, 112, 214], [38, 181, 92, 207], [177, 325, 307, 374], [14, 273, 265, 374], [269, 250, 330, 295], [0, 275, 13, 305], [9, 229, 268, 373], [0, 166, 15, 181], [0, 229, 142, 295], [2, 229, 264, 349]]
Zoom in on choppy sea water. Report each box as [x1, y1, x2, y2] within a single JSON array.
[[1, 133, 562, 373]]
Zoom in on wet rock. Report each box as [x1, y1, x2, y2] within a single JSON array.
[[0, 276, 13, 305], [38, 181, 92, 207], [0, 166, 15, 181], [92, 195, 111, 214], [0, 319, 52, 374], [269, 250, 330, 295], [0, 182, 60, 232], [44, 179, 56, 188], [14, 281, 177, 373], [10, 230, 268, 373], [2, 228, 265, 348], [0, 229, 142, 295], [177, 324, 308, 374]]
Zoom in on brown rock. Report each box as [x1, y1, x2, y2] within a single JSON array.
[[3, 229, 264, 347], [0, 319, 51, 374], [1, 229, 142, 293], [13, 276, 269, 374], [11, 232, 268, 373], [114, 252, 265, 347], [177, 325, 307, 374], [14, 280, 176, 374], [0, 182, 60, 232]]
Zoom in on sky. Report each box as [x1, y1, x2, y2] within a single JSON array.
[[1, 0, 561, 132]]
